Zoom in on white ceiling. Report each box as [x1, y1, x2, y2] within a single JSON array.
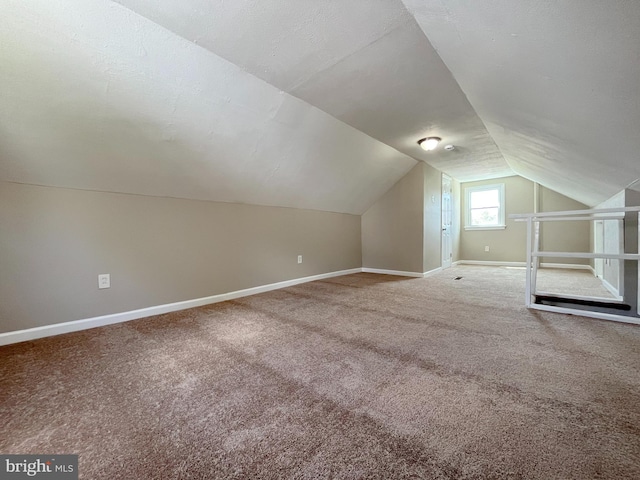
[[113, 0, 511, 182], [2, 0, 639, 211], [404, 0, 640, 206], [0, 0, 418, 215]]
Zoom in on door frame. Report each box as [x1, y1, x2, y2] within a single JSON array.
[[441, 174, 453, 269]]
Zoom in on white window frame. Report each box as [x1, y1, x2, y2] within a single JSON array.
[[465, 183, 506, 230]]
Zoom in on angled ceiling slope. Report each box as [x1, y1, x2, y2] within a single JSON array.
[[404, 0, 640, 206], [0, 0, 419, 215], [113, 0, 512, 182]]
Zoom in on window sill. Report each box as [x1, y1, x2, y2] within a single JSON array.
[[464, 225, 506, 231]]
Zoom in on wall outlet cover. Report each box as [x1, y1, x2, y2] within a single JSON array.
[[98, 274, 110, 289]]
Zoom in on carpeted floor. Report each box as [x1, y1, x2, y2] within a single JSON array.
[[536, 267, 617, 299], [1, 265, 640, 479]]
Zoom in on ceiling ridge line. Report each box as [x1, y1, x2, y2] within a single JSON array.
[[402, 2, 512, 178], [287, 17, 414, 93]]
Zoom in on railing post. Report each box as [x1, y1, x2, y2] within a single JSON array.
[[525, 217, 532, 307], [531, 220, 539, 298]]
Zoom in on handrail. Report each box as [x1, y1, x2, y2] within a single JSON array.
[[513, 215, 625, 222], [531, 252, 640, 260], [510, 206, 640, 219]]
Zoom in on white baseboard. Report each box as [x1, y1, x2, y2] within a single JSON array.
[[423, 267, 442, 278], [457, 260, 593, 271], [0, 268, 361, 347], [457, 260, 526, 267], [361, 267, 443, 278], [601, 278, 621, 299], [540, 263, 592, 271], [361, 267, 424, 278]]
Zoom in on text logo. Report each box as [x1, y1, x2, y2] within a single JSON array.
[[1, 455, 78, 479]]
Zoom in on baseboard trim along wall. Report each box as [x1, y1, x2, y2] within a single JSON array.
[[14, 261, 603, 346], [361, 268, 424, 278], [457, 260, 526, 267], [361, 267, 442, 278], [423, 267, 442, 278], [601, 277, 622, 299], [0, 268, 362, 347], [457, 260, 592, 270], [539, 263, 593, 271]]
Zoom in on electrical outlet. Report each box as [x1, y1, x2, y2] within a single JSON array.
[[98, 274, 110, 289], [297, 255, 303, 264], [484, 246, 490, 252]]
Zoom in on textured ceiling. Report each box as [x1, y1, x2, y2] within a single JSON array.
[[113, 0, 511, 182], [0, 0, 417, 215], [2, 0, 639, 212], [404, 0, 640, 206]]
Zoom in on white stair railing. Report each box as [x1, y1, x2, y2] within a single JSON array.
[[510, 207, 640, 325]]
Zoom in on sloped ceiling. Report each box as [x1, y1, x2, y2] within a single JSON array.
[[113, 0, 511, 182], [2, 0, 639, 212], [404, 0, 640, 206], [0, 0, 509, 216], [0, 0, 417, 215]]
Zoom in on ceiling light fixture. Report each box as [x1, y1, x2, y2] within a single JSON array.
[[418, 137, 441, 151], [444, 144, 455, 151]]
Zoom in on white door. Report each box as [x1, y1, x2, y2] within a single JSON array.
[[442, 174, 453, 269]]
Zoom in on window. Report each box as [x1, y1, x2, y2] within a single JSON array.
[[465, 184, 505, 230]]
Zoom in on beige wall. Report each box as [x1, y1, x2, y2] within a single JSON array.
[[361, 163, 425, 273], [3, 172, 595, 336], [539, 186, 590, 265], [0, 182, 361, 334], [460, 176, 533, 262], [361, 162, 447, 274], [423, 164, 442, 273], [460, 176, 589, 263]]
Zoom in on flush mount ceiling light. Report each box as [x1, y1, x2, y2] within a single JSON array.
[[417, 137, 441, 151]]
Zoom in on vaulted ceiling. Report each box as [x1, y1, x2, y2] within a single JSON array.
[[1, 0, 639, 213], [404, 0, 640, 207]]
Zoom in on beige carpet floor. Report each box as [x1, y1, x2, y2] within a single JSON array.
[[536, 267, 617, 299], [1, 265, 640, 479]]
